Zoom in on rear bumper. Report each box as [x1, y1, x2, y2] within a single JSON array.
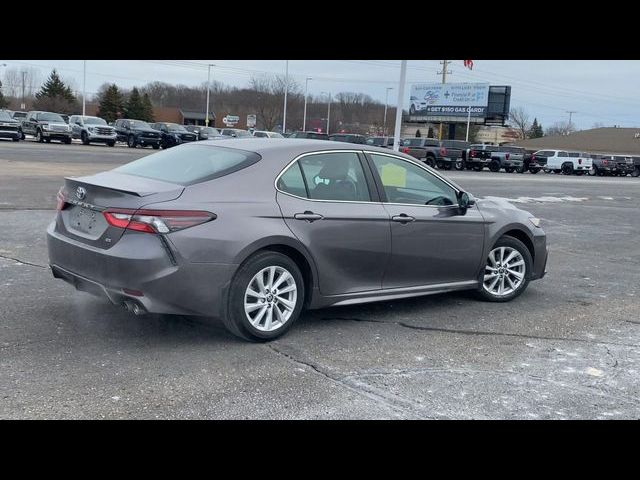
[[46, 221, 237, 317]]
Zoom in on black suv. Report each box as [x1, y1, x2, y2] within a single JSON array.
[[114, 119, 162, 149], [288, 131, 329, 140], [0, 110, 22, 142], [151, 122, 198, 148], [328, 133, 367, 144], [184, 125, 223, 141]]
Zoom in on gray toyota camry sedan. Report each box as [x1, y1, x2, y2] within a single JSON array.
[[47, 139, 548, 341]]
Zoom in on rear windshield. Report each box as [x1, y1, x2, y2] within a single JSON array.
[[442, 140, 469, 149], [113, 144, 261, 186]]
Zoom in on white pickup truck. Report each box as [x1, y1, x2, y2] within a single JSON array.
[[539, 150, 593, 175]]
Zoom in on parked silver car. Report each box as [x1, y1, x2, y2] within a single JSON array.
[[47, 139, 548, 341]]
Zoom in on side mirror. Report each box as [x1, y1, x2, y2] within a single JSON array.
[[457, 191, 475, 212]]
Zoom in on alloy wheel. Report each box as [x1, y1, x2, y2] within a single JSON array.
[[483, 246, 526, 297], [244, 266, 297, 332]]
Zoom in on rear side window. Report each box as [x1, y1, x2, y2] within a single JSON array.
[[114, 144, 261, 186], [277, 163, 307, 198], [297, 152, 371, 202]]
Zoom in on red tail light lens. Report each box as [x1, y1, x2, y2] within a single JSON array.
[[470, 150, 476, 158], [578, 158, 582, 165], [440, 147, 447, 156], [103, 209, 216, 234], [603, 159, 608, 165], [505, 153, 510, 160], [531, 154, 536, 161], [400, 147, 409, 154], [56, 188, 67, 211]]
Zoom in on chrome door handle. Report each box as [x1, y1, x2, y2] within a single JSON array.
[[294, 211, 324, 222], [391, 214, 415, 223]]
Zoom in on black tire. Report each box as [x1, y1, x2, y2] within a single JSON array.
[[475, 235, 533, 303], [443, 162, 452, 170], [631, 168, 640, 178], [517, 164, 526, 173], [36, 130, 44, 143], [81, 131, 89, 145], [12, 137, 20, 142], [575, 171, 584, 176], [505, 167, 515, 173], [588, 166, 597, 176], [409, 104, 416, 115], [45, 138, 51, 143], [223, 251, 305, 342], [561, 162, 573, 175], [435, 159, 445, 169], [425, 156, 435, 168], [489, 160, 501, 172], [107, 141, 115, 147], [153, 144, 160, 150], [21, 131, 25, 140], [529, 168, 540, 174], [64, 137, 72, 145], [127, 135, 137, 148]]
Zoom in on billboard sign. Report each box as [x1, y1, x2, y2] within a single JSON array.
[[246, 114, 256, 128], [409, 83, 490, 118]]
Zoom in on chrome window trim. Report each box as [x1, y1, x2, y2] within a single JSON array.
[[274, 149, 465, 209]]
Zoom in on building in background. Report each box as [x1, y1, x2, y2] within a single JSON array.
[[514, 127, 640, 155]]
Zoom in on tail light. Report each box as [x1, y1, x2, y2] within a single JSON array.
[[603, 159, 608, 166], [440, 147, 447, 156], [505, 153, 510, 160], [400, 147, 409, 154], [56, 187, 67, 211], [470, 150, 476, 158], [578, 158, 582, 165], [531, 154, 536, 162], [103, 209, 216, 234]]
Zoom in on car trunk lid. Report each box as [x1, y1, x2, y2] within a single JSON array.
[[56, 171, 184, 249]]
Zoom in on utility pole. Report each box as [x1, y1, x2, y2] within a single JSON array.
[[566, 110, 576, 126], [206, 64, 214, 127], [21, 70, 26, 110], [437, 60, 451, 140], [82, 60, 86, 116], [303, 77, 312, 132], [392, 60, 407, 152], [383, 87, 393, 136], [282, 60, 289, 134]]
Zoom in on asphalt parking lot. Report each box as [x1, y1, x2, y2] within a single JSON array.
[[1, 140, 639, 419]]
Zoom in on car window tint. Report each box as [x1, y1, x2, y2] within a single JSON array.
[[370, 154, 456, 206], [114, 144, 261, 186], [298, 152, 370, 202], [277, 162, 308, 198]]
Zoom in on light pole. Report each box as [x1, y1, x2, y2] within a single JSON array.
[[383, 87, 393, 136], [282, 60, 289, 134], [302, 77, 312, 132], [392, 61, 407, 152], [0, 64, 7, 97], [205, 64, 214, 127], [321, 91, 331, 134], [82, 60, 86, 116]]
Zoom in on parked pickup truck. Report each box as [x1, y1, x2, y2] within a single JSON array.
[[69, 115, 117, 146], [21, 111, 72, 144], [541, 150, 592, 175], [633, 156, 640, 177], [463, 144, 493, 171], [518, 149, 544, 174], [612, 155, 635, 177], [400, 138, 468, 170], [487, 146, 525, 173]]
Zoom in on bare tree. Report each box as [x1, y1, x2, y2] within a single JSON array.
[[509, 107, 531, 140], [545, 120, 576, 137]]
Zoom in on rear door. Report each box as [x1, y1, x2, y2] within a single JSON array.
[[366, 152, 485, 288], [275, 150, 391, 295]]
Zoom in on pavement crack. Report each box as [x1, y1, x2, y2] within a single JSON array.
[[604, 346, 619, 368], [265, 343, 431, 419], [0, 253, 47, 269], [322, 317, 640, 348]]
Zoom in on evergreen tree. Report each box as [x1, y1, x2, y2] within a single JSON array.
[[33, 69, 77, 113], [0, 81, 8, 109], [141, 93, 155, 122], [124, 87, 146, 119], [96, 84, 125, 123], [528, 118, 544, 138]]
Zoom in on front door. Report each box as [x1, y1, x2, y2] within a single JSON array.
[[275, 150, 391, 296], [366, 152, 486, 289]]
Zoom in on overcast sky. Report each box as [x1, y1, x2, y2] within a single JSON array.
[[2, 60, 639, 130]]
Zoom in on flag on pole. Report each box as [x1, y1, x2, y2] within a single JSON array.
[[464, 59, 474, 70]]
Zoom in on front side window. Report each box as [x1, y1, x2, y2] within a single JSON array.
[[295, 152, 371, 202], [370, 154, 457, 206]]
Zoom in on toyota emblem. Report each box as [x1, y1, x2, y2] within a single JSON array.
[[76, 186, 87, 200]]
